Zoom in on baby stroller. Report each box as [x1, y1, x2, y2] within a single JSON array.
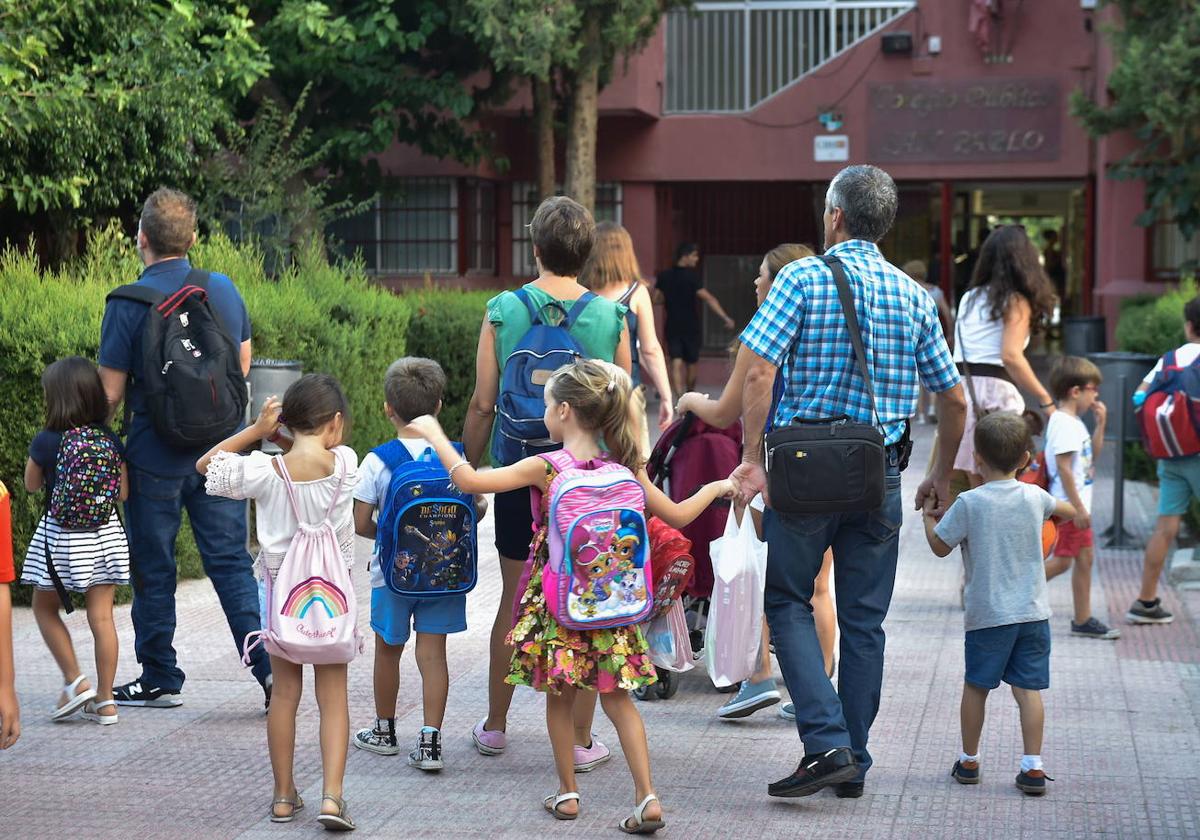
[[635, 413, 742, 700]]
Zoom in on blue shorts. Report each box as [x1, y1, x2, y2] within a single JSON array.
[[371, 587, 467, 647], [964, 620, 1051, 691], [1157, 456, 1200, 516]]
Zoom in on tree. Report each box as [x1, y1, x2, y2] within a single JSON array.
[[1071, 0, 1200, 242], [0, 0, 269, 260]]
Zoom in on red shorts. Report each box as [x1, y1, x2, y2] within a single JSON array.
[[1053, 519, 1094, 558]]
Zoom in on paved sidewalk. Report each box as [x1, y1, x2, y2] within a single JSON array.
[[4, 424, 1199, 838]]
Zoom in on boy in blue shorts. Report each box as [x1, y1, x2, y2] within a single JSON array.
[[924, 412, 1076, 796], [353, 358, 470, 771]]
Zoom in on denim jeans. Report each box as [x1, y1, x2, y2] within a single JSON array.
[[125, 468, 270, 691], [763, 466, 903, 779]]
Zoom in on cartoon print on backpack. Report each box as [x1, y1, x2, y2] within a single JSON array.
[[565, 508, 648, 625]]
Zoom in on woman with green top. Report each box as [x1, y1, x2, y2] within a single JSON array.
[[461, 196, 630, 769]]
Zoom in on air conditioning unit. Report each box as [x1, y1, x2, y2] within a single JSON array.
[[881, 31, 913, 55]]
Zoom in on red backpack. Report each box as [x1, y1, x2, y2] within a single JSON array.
[[646, 517, 694, 620], [1138, 349, 1200, 460], [646, 413, 741, 598], [1018, 450, 1050, 490]]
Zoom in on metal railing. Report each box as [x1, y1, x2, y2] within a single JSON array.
[[664, 1, 916, 113]]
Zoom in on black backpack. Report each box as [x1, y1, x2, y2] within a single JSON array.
[[106, 269, 248, 449]]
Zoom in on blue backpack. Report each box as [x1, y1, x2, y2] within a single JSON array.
[[374, 440, 477, 598], [492, 287, 597, 465]]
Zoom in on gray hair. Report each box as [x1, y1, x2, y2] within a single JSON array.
[[824, 165, 898, 243]]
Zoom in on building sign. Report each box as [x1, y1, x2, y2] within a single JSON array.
[[867, 78, 1061, 163], [814, 134, 849, 162]]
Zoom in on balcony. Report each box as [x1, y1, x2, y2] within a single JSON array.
[[664, 0, 916, 113]]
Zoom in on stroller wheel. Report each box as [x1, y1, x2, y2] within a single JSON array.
[[655, 670, 678, 699], [634, 683, 654, 701]]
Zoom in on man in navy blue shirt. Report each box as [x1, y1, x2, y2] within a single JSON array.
[[98, 188, 270, 709]]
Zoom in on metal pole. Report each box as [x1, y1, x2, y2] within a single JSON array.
[[1103, 374, 1137, 548]]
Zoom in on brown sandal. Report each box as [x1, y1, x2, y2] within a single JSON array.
[[269, 793, 304, 823], [317, 793, 355, 832]]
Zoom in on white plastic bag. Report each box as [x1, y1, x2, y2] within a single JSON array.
[[704, 505, 768, 687], [646, 600, 695, 673]]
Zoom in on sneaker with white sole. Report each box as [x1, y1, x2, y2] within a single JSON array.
[[409, 728, 444, 771], [113, 680, 182, 708], [472, 718, 506, 755], [354, 718, 400, 756], [574, 736, 611, 772], [1070, 616, 1121, 639], [1127, 599, 1174, 624], [778, 702, 796, 722], [718, 678, 781, 719]]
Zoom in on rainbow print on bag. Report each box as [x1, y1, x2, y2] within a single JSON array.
[[281, 576, 350, 620]]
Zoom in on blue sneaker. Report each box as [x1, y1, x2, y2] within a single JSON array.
[[718, 679, 781, 719], [778, 702, 795, 722]]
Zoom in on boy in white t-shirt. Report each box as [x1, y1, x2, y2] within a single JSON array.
[[352, 358, 479, 770], [1043, 356, 1119, 640], [1128, 297, 1200, 625]]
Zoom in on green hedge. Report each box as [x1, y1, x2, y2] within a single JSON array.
[[0, 228, 493, 604]]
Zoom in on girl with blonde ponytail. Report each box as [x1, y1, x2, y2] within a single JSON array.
[[407, 358, 733, 833]]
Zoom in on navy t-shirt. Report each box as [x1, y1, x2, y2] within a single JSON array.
[[30, 427, 125, 496], [98, 258, 251, 477], [655, 266, 703, 337]]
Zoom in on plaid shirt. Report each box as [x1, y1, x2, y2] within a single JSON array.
[[740, 240, 959, 445]]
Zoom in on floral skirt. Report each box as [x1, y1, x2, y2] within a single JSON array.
[[506, 552, 657, 694]]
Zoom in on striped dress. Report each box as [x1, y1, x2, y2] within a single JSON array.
[[20, 428, 130, 592]]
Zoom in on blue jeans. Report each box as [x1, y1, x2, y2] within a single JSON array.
[[125, 468, 270, 691], [763, 467, 903, 780]]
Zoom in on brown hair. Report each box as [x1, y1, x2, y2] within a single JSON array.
[[764, 243, 815, 282], [547, 359, 642, 472], [902, 259, 928, 283], [969, 225, 1057, 333], [973, 411, 1032, 474], [530, 196, 595, 277], [281, 374, 351, 437], [140, 187, 197, 256], [1049, 356, 1102, 401], [384, 357, 446, 422], [42, 356, 109, 432], [579, 221, 641, 292]]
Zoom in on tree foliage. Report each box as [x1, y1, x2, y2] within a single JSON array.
[[1071, 0, 1200, 239], [0, 0, 269, 217]]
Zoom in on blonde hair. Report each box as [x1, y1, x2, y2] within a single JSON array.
[[902, 259, 928, 282], [547, 359, 643, 472], [579, 221, 642, 292], [764, 243, 815, 282]]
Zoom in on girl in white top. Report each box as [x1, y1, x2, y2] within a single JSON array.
[[952, 225, 1058, 485], [198, 374, 360, 831]]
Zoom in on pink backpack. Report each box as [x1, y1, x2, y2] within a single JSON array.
[[242, 451, 362, 666], [538, 450, 652, 631]]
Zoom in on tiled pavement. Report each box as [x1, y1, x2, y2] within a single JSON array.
[[4, 423, 1199, 839]]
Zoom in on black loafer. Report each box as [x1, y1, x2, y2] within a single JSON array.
[[834, 781, 864, 799], [768, 747, 859, 798]]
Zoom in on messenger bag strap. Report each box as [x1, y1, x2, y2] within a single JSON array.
[[955, 317, 984, 416], [820, 255, 882, 429]]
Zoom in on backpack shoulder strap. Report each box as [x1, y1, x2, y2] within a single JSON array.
[[539, 449, 578, 475], [512, 287, 542, 324], [322, 450, 348, 521], [564, 291, 598, 327], [618, 282, 639, 306], [373, 439, 414, 473], [106, 284, 163, 307]]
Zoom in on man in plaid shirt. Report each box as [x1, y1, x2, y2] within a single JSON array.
[[732, 165, 967, 798]]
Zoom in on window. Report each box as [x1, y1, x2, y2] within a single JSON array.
[[464, 179, 496, 273], [1153, 219, 1200, 281], [511, 183, 623, 277], [331, 177, 458, 274]]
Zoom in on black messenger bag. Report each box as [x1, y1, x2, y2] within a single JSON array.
[[764, 256, 887, 515]]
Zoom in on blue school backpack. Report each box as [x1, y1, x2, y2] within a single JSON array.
[[492, 287, 597, 465], [374, 440, 477, 598]]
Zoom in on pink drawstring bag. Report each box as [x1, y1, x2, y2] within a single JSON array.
[[704, 505, 768, 687], [243, 451, 362, 666]]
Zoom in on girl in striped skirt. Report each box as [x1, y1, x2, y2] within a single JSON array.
[[22, 357, 129, 726]]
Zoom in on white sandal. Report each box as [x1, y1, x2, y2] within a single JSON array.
[[618, 794, 665, 834], [52, 674, 96, 721], [81, 699, 119, 726], [543, 791, 580, 821]]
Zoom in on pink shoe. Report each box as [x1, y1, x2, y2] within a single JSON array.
[[472, 718, 506, 756], [574, 735, 611, 772]]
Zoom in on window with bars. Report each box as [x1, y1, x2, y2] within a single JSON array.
[[464, 180, 496, 273], [331, 177, 458, 274], [511, 183, 623, 277], [1153, 219, 1200, 281]]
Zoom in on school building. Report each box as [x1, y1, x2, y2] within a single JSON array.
[[335, 0, 1196, 353]]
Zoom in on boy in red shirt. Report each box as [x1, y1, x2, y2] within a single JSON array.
[[0, 480, 21, 748]]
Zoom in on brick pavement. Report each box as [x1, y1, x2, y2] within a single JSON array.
[[3, 423, 1199, 839]]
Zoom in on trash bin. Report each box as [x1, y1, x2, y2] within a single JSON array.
[[248, 358, 302, 453], [1062, 316, 1107, 356], [1087, 351, 1156, 441]]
